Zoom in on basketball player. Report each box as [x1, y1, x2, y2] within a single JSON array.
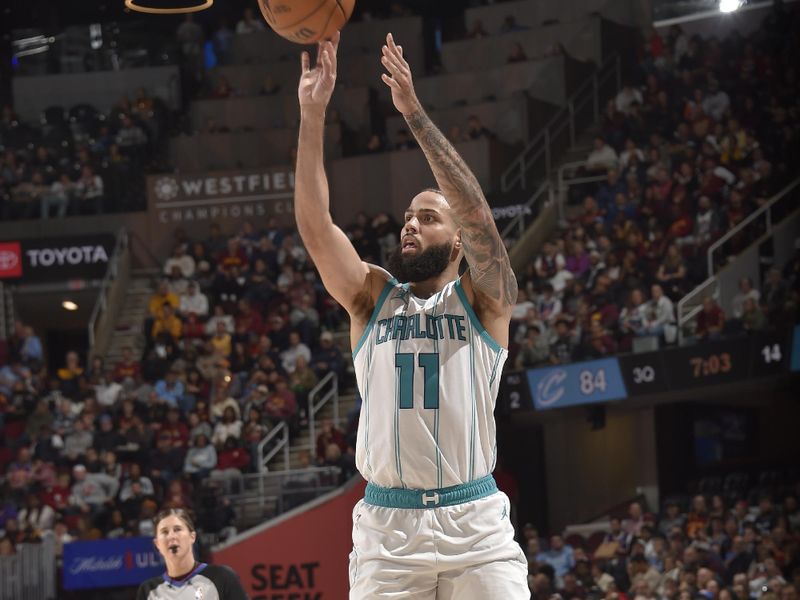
[[295, 32, 529, 598], [137, 508, 248, 599]]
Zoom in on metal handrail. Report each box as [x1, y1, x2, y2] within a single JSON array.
[[676, 276, 718, 346], [87, 228, 129, 349], [500, 52, 621, 193], [307, 371, 339, 452], [224, 466, 342, 527], [706, 177, 800, 277], [257, 421, 290, 472], [499, 181, 553, 243]]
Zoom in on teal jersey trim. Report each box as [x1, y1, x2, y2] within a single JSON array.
[[453, 279, 504, 354], [352, 278, 397, 360]]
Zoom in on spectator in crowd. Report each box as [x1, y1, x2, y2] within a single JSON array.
[[644, 284, 676, 340], [112, 347, 141, 383], [151, 304, 182, 342], [164, 244, 196, 279], [149, 280, 180, 320], [731, 277, 760, 322], [40, 172, 73, 219], [587, 136, 620, 172], [183, 433, 217, 482], [281, 331, 311, 374], [311, 331, 343, 380], [696, 297, 725, 341], [515, 325, 550, 368], [154, 369, 186, 412], [70, 464, 119, 516], [536, 535, 576, 583], [179, 281, 209, 317], [73, 166, 104, 215], [616, 83, 644, 116], [315, 419, 347, 465]]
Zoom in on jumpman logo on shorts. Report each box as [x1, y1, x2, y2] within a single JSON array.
[[500, 505, 508, 520]]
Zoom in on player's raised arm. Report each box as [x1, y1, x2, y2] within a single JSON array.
[[380, 33, 517, 314], [295, 33, 381, 316]]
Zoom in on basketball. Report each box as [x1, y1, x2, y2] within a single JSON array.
[[258, 0, 355, 44]]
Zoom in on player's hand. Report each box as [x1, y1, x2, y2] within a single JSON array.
[[298, 31, 340, 111], [381, 33, 420, 116]]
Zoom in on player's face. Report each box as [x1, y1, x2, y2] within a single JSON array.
[[387, 191, 461, 283], [154, 515, 196, 563], [400, 191, 458, 255]]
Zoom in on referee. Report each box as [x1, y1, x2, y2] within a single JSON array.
[[137, 508, 249, 600]]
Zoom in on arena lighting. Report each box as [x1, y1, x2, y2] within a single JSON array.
[[124, 0, 213, 14], [61, 300, 79, 311], [719, 0, 743, 13]]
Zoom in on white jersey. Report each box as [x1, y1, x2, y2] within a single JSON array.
[[352, 277, 507, 490]]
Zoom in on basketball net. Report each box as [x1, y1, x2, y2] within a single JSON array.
[[124, 0, 213, 14]]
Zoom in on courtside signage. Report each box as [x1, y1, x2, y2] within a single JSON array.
[[527, 358, 627, 411], [63, 537, 164, 590]]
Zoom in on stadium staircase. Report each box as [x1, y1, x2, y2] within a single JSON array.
[[102, 268, 158, 367]]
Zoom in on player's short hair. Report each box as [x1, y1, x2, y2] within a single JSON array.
[[422, 187, 446, 200], [153, 508, 196, 533]]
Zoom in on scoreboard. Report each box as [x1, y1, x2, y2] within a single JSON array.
[[501, 327, 799, 412]]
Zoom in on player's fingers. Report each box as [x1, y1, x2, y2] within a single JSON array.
[[381, 49, 406, 77], [381, 56, 403, 84], [321, 49, 333, 79], [301, 51, 310, 73], [381, 73, 401, 91], [325, 40, 337, 73], [331, 30, 341, 52], [382, 42, 409, 75]]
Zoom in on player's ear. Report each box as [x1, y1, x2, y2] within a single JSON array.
[[454, 228, 462, 249]]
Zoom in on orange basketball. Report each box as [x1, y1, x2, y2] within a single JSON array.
[[257, 0, 355, 44]]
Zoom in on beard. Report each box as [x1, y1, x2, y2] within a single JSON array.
[[386, 241, 454, 283]]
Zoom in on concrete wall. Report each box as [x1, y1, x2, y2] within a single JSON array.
[[12, 66, 180, 120], [542, 405, 659, 532]]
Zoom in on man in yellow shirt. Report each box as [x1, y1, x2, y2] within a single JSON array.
[[152, 304, 183, 340], [148, 280, 179, 319], [210, 320, 232, 357]]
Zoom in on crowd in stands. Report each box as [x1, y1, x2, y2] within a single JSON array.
[[524, 484, 800, 600], [0, 221, 360, 560], [509, 7, 800, 368], [0, 90, 169, 220]]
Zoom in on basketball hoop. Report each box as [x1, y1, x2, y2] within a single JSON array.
[[124, 0, 213, 14]]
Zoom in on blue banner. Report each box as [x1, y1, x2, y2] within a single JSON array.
[[527, 358, 627, 410], [63, 537, 164, 590], [792, 325, 800, 373]]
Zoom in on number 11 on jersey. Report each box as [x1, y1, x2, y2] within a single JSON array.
[[396, 352, 440, 409]]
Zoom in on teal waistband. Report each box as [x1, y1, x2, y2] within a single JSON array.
[[364, 475, 497, 509]]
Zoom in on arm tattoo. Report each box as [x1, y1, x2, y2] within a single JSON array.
[[405, 108, 517, 306]]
